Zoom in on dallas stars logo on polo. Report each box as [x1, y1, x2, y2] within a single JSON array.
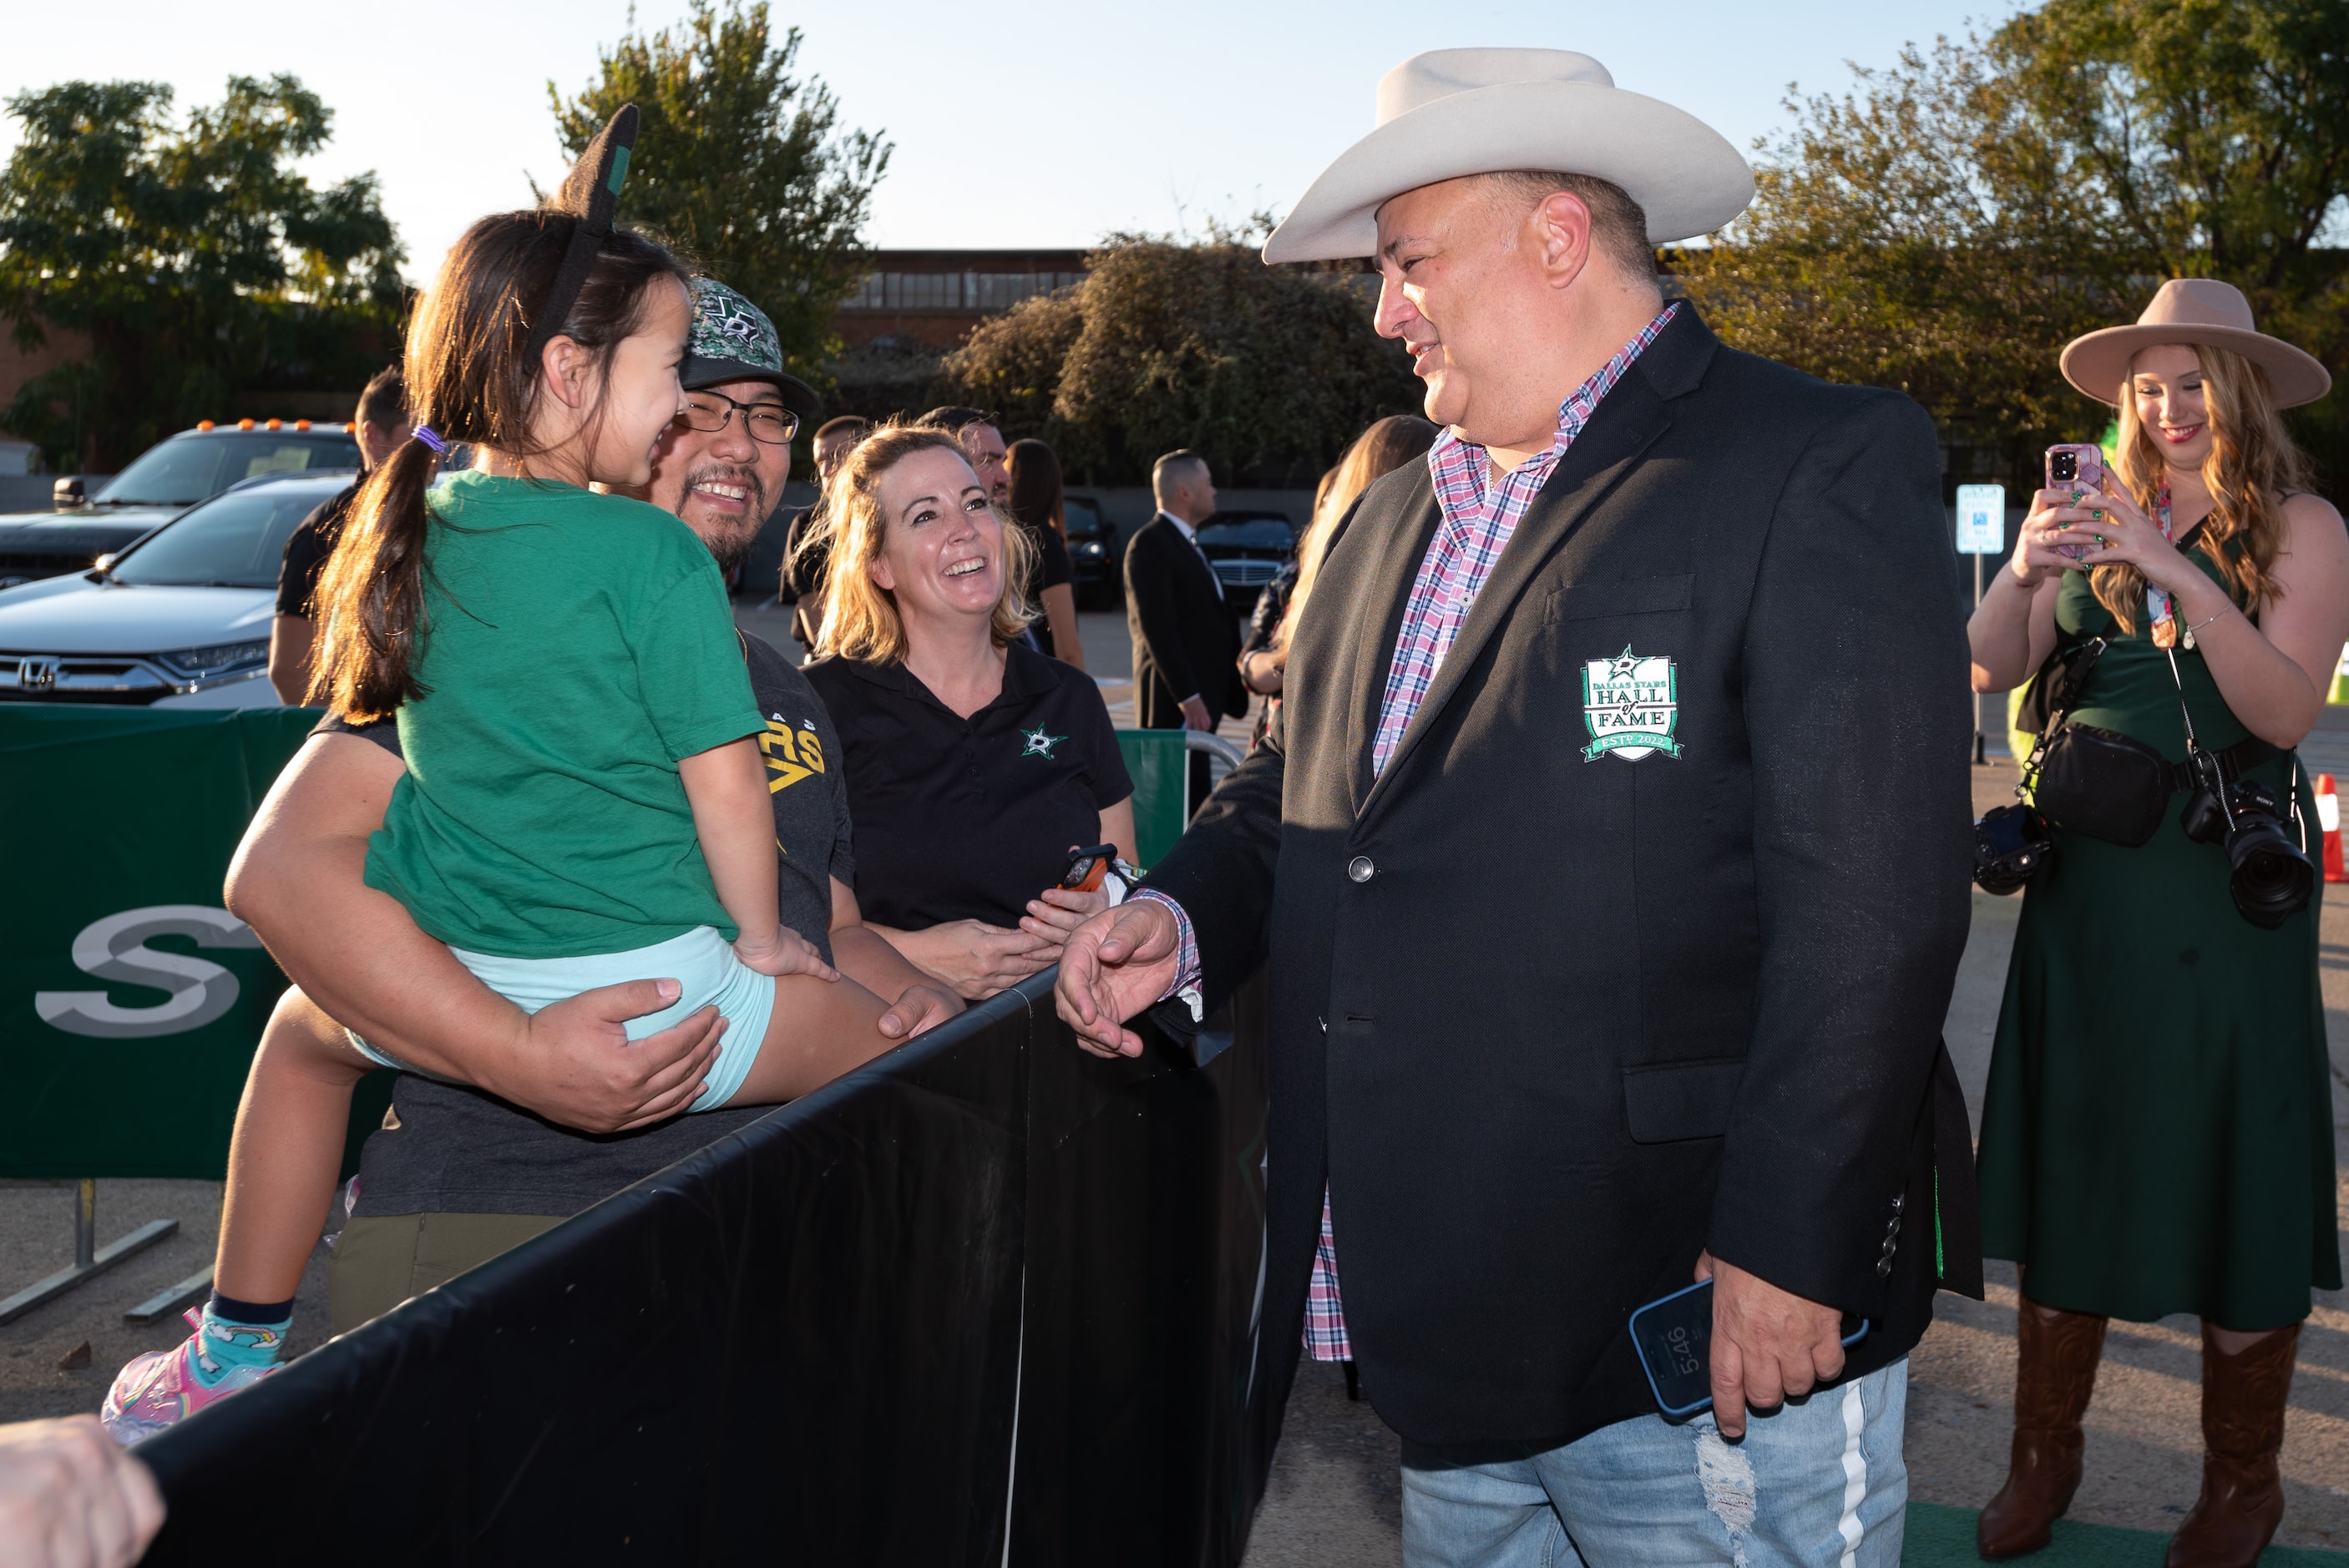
[[1581, 645, 1682, 761], [1020, 727, 1066, 759]]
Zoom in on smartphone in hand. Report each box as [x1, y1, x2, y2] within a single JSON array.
[[1628, 1278, 1871, 1419], [2045, 444, 2108, 560]]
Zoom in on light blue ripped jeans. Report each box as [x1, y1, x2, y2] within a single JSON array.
[[1401, 1358, 1907, 1568]]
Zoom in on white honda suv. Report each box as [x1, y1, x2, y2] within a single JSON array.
[[0, 472, 352, 706]]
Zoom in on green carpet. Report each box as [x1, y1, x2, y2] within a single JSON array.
[[1906, 1503, 2349, 1565]]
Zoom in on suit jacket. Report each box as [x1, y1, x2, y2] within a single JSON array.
[[1144, 306, 1981, 1447], [1124, 513, 1245, 728]]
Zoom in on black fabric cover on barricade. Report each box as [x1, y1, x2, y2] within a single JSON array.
[[134, 970, 1281, 1565]]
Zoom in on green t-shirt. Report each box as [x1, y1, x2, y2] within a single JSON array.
[[363, 471, 764, 958]]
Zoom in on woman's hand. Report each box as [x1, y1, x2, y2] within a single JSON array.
[[881, 919, 1055, 1000], [2013, 487, 2106, 584], [1018, 885, 1112, 952], [2063, 481, 2200, 595]]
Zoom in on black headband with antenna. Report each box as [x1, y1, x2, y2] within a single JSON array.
[[524, 104, 640, 364]]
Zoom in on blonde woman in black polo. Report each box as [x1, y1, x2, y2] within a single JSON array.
[[805, 424, 1137, 1000]]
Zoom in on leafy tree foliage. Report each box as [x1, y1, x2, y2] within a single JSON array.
[[1677, 2, 2349, 493], [944, 226, 1421, 485], [553, 0, 888, 384], [0, 76, 403, 470]]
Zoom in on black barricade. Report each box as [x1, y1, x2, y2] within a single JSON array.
[[134, 971, 1282, 1565]]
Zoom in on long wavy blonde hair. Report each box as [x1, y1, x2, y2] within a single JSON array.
[[814, 422, 1035, 664], [1276, 414, 1440, 654], [2097, 342, 2311, 632]]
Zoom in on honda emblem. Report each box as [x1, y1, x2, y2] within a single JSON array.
[[18, 656, 58, 691]]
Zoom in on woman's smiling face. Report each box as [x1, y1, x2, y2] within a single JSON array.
[[2130, 344, 2213, 471], [869, 446, 1004, 625]]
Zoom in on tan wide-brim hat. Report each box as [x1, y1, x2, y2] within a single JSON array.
[[1262, 48, 1754, 265], [2060, 278, 2331, 407]]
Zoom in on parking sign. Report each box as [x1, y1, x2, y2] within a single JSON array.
[[1956, 484, 2006, 555]]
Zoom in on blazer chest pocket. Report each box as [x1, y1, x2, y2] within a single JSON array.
[[1545, 573, 1693, 623], [1622, 1057, 1745, 1143]]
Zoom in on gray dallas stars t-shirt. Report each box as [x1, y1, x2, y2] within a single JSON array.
[[321, 631, 857, 1218]]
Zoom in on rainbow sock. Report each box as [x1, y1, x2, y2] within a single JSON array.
[[192, 1295, 291, 1388]]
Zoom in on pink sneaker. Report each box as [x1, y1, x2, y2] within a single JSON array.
[[101, 1308, 281, 1444]]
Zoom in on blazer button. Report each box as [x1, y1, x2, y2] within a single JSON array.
[[1876, 1256, 1895, 1279], [1348, 856, 1374, 883]]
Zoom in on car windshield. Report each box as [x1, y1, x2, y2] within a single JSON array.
[[1197, 518, 1294, 550], [94, 435, 360, 507], [1064, 500, 1104, 538], [111, 486, 344, 588]]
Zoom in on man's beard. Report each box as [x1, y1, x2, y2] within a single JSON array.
[[683, 460, 767, 574]]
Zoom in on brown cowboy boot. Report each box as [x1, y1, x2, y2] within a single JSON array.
[[2165, 1323, 2301, 1568], [1978, 1297, 2109, 1560]]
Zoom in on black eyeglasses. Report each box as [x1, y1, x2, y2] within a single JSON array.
[[678, 392, 799, 446]]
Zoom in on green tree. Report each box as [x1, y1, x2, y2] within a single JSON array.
[[0, 76, 403, 470], [1675, 2, 2349, 493], [943, 226, 1422, 485], [553, 0, 889, 384]]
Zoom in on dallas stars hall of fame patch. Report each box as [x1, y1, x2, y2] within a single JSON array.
[[1581, 645, 1682, 762]]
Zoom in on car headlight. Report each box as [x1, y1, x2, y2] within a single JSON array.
[[158, 640, 270, 679], [1075, 541, 1106, 557]]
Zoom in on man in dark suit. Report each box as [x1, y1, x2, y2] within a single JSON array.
[[1124, 450, 1246, 812], [1058, 48, 1977, 1568]]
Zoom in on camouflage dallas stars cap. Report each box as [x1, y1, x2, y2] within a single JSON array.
[[682, 279, 823, 429]]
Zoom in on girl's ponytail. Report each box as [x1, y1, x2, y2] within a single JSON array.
[[311, 435, 438, 719]]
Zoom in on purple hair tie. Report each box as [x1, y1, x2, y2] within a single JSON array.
[[411, 425, 449, 455]]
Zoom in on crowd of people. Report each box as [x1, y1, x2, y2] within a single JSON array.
[[7, 43, 2343, 1568]]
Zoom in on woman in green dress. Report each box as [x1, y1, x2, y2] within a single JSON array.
[[1967, 280, 2349, 1568]]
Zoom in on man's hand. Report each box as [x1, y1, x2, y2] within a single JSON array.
[[878, 981, 962, 1040], [511, 979, 726, 1134], [0, 1414, 165, 1568], [1055, 899, 1182, 1059], [1697, 1251, 1848, 1439], [1178, 695, 1214, 732]]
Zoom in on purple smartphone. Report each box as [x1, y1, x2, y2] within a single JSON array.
[[2045, 444, 2106, 560]]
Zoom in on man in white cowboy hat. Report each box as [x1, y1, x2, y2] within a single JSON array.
[[1058, 48, 1978, 1565]]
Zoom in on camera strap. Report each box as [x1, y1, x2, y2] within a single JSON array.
[[2160, 645, 2300, 839], [2017, 637, 2108, 798]]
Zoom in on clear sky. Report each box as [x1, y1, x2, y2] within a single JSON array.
[[3, 0, 2031, 284]]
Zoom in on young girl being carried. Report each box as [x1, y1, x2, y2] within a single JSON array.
[[103, 116, 895, 1440]]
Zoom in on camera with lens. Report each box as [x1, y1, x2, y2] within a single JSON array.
[[2179, 751, 2314, 928], [1974, 803, 2053, 895], [2048, 448, 2080, 483]]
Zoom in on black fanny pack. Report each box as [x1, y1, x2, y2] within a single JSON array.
[[2027, 640, 2279, 847]]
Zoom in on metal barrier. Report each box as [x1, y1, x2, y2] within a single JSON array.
[[135, 970, 1282, 1566]]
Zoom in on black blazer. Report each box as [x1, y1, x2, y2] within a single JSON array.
[[1144, 306, 1982, 1447], [1124, 513, 1245, 728]]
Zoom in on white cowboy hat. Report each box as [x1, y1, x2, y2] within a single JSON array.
[[2059, 278, 2331, 408], [1263, 48, 1754, 265]]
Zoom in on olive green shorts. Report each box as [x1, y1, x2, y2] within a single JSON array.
[[328, 1211, 563, 1336]]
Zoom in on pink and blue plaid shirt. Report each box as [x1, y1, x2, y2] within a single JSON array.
[[1151, 301, 1679, 1362]]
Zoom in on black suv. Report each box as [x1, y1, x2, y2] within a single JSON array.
[[1194, 510, 1297, 618], [1064, 495, 1119, 607], [0, 422, 362, 589]]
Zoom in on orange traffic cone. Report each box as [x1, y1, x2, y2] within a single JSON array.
[[2317, 773, 2345, 883]]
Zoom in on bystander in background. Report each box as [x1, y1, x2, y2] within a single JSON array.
[[1005, 437, 1083, 669], [777, 414, 870, 660], [267, 366, 408, 703], [1967, 280, 2349, 1568], [1238, 415, 1436, 746], [1126, 448, 1243, 812]]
